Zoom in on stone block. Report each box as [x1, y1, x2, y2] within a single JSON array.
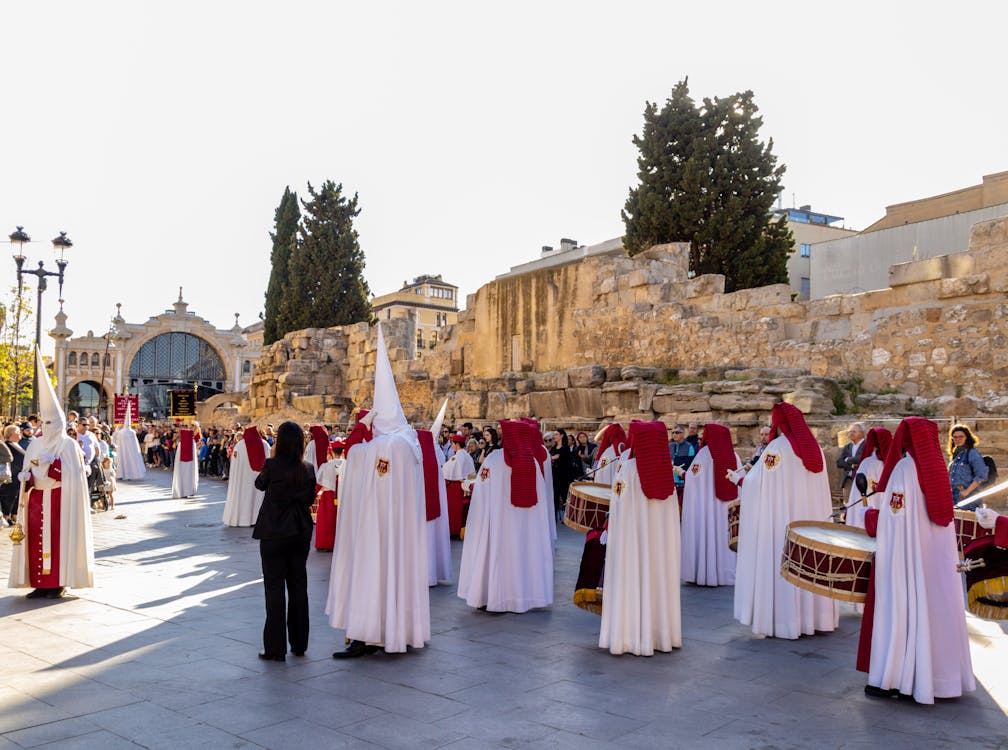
[[621, 366, 657, 381], [531, 370, 569, 391], [652, 390, 710, 414], [503, 393, 531, 419], [889, 252, 976, 287], [568, 365, 606, 388], [782, 390, 832, 415], [564, 388, 603, 418], [602, 383, 641, 416], [938, 274, 990, 299], [605, 367, 623, 382], [709, 393, 778, 412], [702, 379, 765, 394], [529, 390, 569, 418], [452, 391, 487, 420], [638, 384, 660, 412], [485, 392, 508, 420]]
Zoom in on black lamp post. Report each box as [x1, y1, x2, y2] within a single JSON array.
[[9, 226, 72, 415]]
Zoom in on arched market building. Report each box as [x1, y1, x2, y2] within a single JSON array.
[[50, 290, 263, 423]]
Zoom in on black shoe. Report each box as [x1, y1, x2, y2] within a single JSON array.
[[25, 589, 47, 599], [292, 650, 305, 657], [258, 652, 285, 662], [864, 684, 900, 699], [333, 640, 377, 659]]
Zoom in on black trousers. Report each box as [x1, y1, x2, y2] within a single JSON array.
[[260, 533, 311, 656]]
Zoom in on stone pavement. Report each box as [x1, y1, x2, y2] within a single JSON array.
[[0, 470, 1006, 750]]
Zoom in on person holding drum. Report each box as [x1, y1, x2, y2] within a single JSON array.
[[856, 417, 975, 703], [844, 426, 892, 529], [599, 420, 682, 656], [592, 422, 627, 488], [731, 402, 839, 639], [681, 422, 741, 587]]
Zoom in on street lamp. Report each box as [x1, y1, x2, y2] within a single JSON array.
[[8, 226, 72, 416]]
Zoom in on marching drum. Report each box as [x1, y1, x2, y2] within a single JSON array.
[[780, 521, 876, 604], [564, 482, 612, 533], [963, 536, 1008, 621], [727, 499, 740, 552], [954, 509, 983, 560]]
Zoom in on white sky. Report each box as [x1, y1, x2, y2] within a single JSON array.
[[3, 1, 1006, 351]]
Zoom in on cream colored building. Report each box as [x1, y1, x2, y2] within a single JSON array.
[[50, 290, 262, 421], [773, 207, 858, 300], [371, 274, 459, 360], [811, 171, 1008, 299]]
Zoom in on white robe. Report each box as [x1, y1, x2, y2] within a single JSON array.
[[868, 456, 975, 703], [680, 446, 740, 586], [8, 435, 95, 589], [733, 435, 839, 638], [426, 450, 452, 586], [442, 449, 475, 482], [221, 438, 269, 527], [171, 441, 199, 499], [111, 427, 146, 481], [316, 457, 343, 493], [325, 433, 430, 652], [592, 445, 621, 488], [457, 450, 554, 612], [304, 441, 326, 472], [845, 453, 885, 529], [599, 456, 681, 655], [540, 452, 557, 543]]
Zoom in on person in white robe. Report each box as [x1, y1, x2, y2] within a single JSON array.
[[591, 422, 627, 488], [172, 427, 200, 499], [844, 427, 892, 529], [599, 420, 681, 655], [418, 400, 452, 586], [857, 417, 975, 703], [111, 402, 146, 481], [458, 419, 553, 613], [9, 347, 95, 598], [303, 425, 329, 477], [222, 426, 270, 527], [732, 402, 839, 639], [680, 422, 740, 587], [326, 323, 430, 657], [443, 434, 475, 537], [521, 418, 557, 544], [313, 443, 344, 552]]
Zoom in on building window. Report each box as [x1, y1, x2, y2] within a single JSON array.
[[415, 288, 423, 295], [416, 333, 424, 349], [91, 353, 100, 367], [68, 351, 77, 366], [242, 360, 251, 374], [103, 353, 111, 367], [79, 351, 88, 365], [800, 243, 811, 258], [800, 277, 811, 299]]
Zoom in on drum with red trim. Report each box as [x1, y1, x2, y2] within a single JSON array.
[[564, 482, 611, 534], [963, 535, 1008, 620], [954, 509, 983, 560], [780, 521, 876, 603], [727, 499, 740, 552]]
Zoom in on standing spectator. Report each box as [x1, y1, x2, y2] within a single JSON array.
[[744, 425, 772, 471], [0, 426, 20, 526], [836, 422, 866, 492], [947, 423, 988, 507], [467, 438, 482, 471], [574, 431, 597, 475], [685, 422, 701, 451], [253, 421, 315, 661], [668, 424, 697, 510]]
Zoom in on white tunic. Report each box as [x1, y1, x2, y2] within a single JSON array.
[[680, 446, 740, 586], [733, 435, 839, 638], [325, 432, 430, 652], [111, 427, 146, 481], [844, 453, 885, 529], [592, 445, 621, 488], [426, 449, 452, 586], [221, 438, 269, 527], [171, 441, 199, 499], [8, 435, 95, 589], [442, 449, 475, 481], [599, 456, 681, 655], [457, 450, 554, 612], [316, 457, 344, 492], [868, 456, 975, 703]]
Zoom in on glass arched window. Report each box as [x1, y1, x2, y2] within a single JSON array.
[[67, 380, 102, 415], [129, 332, 226, 381], [90, 353, 100, 367], [79, 351, 88, 365], [68, 352, 77, 366], [242, 360, 251, 374], [103, 353, 111, 367]]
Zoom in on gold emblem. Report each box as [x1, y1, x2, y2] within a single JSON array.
[[375, 458, 390, 476], [763, 453, 780, 470], [690, 463, 700, 475], [614, 481, 624, 496], [869, 479, 878, 493], [480, 467, 490, 481], [889, 492, 904, 512], [600, 458, 608, 468]]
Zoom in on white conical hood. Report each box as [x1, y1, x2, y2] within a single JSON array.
[[430, 398, 448, 437], [124, 398, 134, 433], [371, 323, 421, 461], [36, 346, 66, 451]]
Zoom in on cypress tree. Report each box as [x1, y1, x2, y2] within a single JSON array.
[[622, 81, 792, 292], [263, 186, 300, 345], [284, 180, 371, 332]]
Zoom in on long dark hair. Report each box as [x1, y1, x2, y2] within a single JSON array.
[[274, 421, 306, 464], [948, 423, 978, 459]]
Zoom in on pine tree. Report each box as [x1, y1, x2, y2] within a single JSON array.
[[284, 180, 371, 332], [263, 186, 300, 345], [622, 81, 792, 292]]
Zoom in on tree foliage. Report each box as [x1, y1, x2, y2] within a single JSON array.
[[622, 79, 792, 292], [0, 285, 35, 419], [263, 186, 300, 345], [263, 180, 372, 342]]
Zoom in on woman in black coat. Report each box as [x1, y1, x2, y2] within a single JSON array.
[[253, 421, 316, 661]]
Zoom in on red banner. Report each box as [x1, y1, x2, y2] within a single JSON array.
[[114, 394, 140, 426]]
